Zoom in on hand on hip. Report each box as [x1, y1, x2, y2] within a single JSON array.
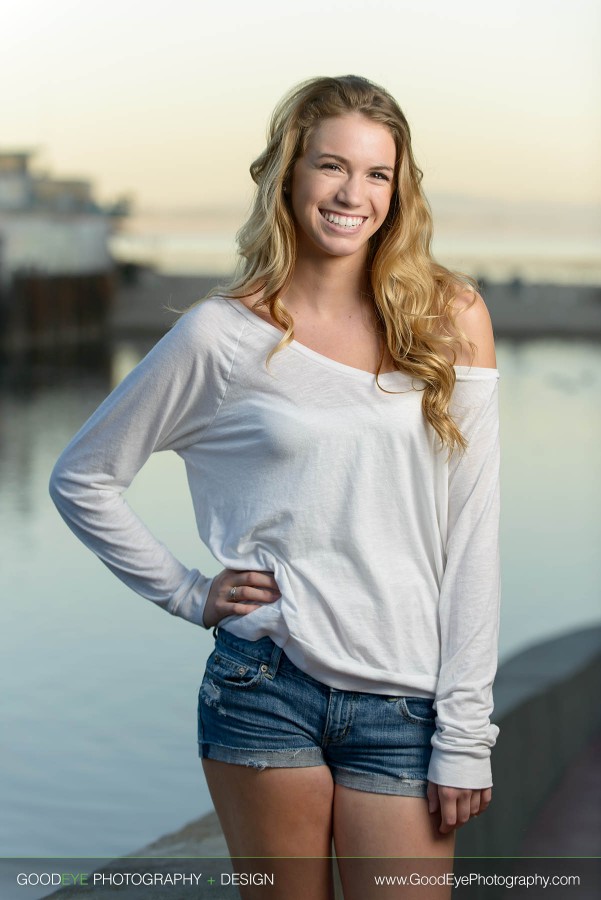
[[202, 568, 281, 628]]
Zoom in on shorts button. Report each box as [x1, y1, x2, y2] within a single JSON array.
[[237, 666, 246, 674], [260, 664, 268, 673]]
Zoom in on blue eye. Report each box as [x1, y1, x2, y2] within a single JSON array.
[[321, 163, 341, 172], [372, 172, 391, 181]]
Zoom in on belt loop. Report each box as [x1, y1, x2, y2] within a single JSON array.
[[265, 642, 283, 679]]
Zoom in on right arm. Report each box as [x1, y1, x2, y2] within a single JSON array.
[[49, 303, 226, 628]]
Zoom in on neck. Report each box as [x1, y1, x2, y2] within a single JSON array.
[[283, 240, 371, 318]]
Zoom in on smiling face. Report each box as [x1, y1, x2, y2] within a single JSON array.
[[289, 113, 397, 264]]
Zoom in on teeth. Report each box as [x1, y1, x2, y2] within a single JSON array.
[[321, 210, 365, 228]]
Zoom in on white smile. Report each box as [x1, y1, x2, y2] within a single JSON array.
[[319, 209, 367, 229]]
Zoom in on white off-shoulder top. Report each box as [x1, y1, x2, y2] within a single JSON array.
[[50, 295, 502, 789]]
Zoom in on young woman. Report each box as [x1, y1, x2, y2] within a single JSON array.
[[50, 75, 501, 899]]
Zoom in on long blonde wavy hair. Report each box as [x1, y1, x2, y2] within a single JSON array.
[[203, 74, 479, 457]]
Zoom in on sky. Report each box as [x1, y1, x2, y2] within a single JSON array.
[[1, 0, 600, 213]]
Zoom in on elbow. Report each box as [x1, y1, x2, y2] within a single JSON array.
[[48, 462, 63, 508], [48, 455, 72, 511]]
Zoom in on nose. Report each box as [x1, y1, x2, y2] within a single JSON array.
[[335, 173, 365, 208]]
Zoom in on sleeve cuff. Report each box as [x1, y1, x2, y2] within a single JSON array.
[[427, 747, 494, 790], [166, 569, 215, 628]]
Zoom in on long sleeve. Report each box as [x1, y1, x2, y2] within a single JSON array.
[[427, 368, 501, 789], [49, 302, 233, 628]]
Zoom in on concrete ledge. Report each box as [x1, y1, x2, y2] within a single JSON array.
[[456, 625, 601, 858]]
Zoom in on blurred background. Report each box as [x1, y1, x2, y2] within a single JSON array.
[[1, 0, 600, 876]]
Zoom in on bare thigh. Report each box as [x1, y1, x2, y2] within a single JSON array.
[[202, 759, 336, 900], [333, 785, 456, 900]]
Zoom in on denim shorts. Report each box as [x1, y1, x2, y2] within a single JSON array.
[[197, 627, 435, 798]]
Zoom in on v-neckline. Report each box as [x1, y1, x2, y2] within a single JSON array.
[[224, 296, 410, 383], [222, 296, 499, 382]]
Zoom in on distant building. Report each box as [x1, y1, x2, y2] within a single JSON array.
[[0, 150, 118, 290], [0, 149, 127, 352], [0, 151, 35, 210]]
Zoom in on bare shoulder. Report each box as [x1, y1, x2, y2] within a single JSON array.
[[230, 286, 277, 326], [446, 285, 497, 368]]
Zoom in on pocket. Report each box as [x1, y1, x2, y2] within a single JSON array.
[[397, 696, 437, 725], [204, 648, 266, 690]]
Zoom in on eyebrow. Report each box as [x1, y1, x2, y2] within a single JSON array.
[[315, 153, 395, 173]]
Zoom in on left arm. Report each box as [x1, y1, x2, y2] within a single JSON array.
[[427, 290, 501, 832]]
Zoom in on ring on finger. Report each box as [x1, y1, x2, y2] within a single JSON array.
[[229, 586, 238, 601]]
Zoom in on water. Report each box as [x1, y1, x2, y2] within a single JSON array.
[[1, 336, 600, 860], [108, 207, 601, 284]]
